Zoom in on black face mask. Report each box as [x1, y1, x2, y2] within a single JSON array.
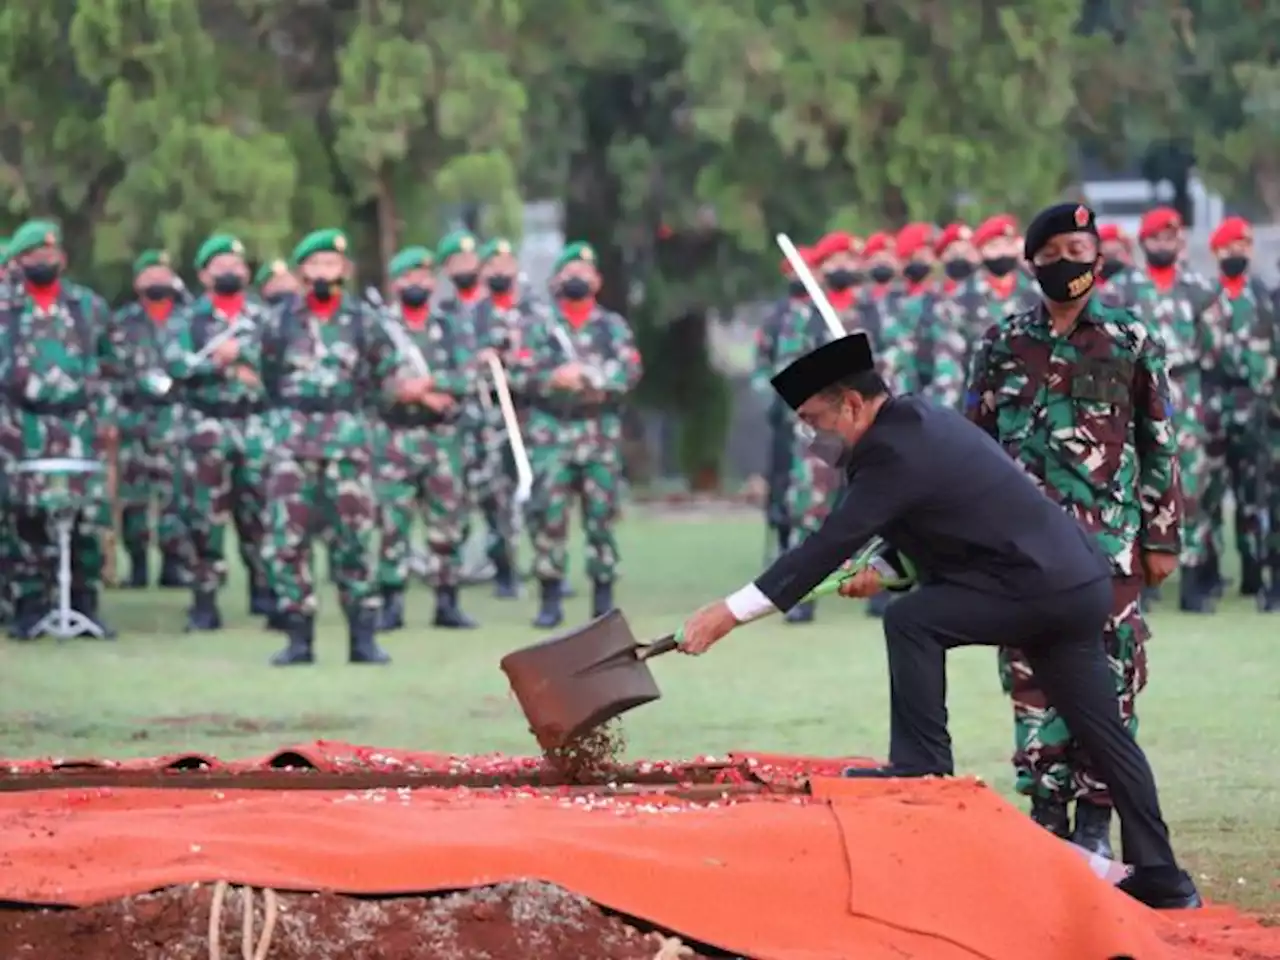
[[486, 274, 514, 294], [984, 256, 1018, 277], [451, 271, 478, 291], [22, 263, 59, 287], [1035, 259, 1096, 303], [943, 259, 975, 281], [265, 292, 295, 307], [211, 273, 243, 295], [1219, 256, 1249, 278], [400, 285, 430, 307], [142, 284, 175, 302], [902, 261, 932, 283], [311, 277, 342, 301], [1145, 249, 1177, 269], [868, 265, 896, 284], [787, 279, 808, 298], [558, 277, 592, 300], [825, 268, 860, 290], [1101, 259, 1126, 280]]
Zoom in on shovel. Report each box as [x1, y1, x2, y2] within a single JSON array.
[[500, 540, 910, 751]]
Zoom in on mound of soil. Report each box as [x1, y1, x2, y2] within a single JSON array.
[[0, 880, 727, 960]]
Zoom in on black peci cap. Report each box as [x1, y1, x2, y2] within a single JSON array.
[[770, 331, 875, 411]]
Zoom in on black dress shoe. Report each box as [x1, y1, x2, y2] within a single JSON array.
[[1117, 867, 1202, 909], [841, 765, 947, 779]]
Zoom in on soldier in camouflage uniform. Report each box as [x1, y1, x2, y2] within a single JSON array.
[[917, 223, 977, 410], [966, 203, 1181, 859], [164, 234, 273, 630], [752, 249, 814, 558], [374, 245, 477, 632], [855, 232, 897, 345], [0, 234, 11, 624], [506, 241, 643, 629], [1096, 224, 1152, 308], [111, 250, 186, 588], [0, 220, 118, 639], [1135, 207, 1220, 611], [883, 223, 943, 399], [256, 258, 302, 310], [260, 228, 398, 666], [1202, 217, 1276, 598]]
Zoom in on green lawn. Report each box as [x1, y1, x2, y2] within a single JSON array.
[[1, 506, 1276, 914]]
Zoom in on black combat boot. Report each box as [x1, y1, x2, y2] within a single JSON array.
[[1240, 556, 1263, 596], [126, 547, 148, 589], [73, 589, 117, 639], [1030, 797, 1071, 839], [591, 580, 614, 619], [776, 526, 792, 554], [270, 613, 315, 666], [158, 552, 188, 588], [249, 581, 274, 617], [532, 579, 563, 629], [1257, 568, 1280, 612], [1178, 565, 1215, 613], [433, 586, 477, 629], [9, 595, 48, 641], [349, 606, 391, 664], [378, 587, 405, 631], [865, 592, 893, 619], [184, 590, 222, 632], [264, 610, 288, 631], [492, 549, 519, 600], [1070, 800, 1114, 858], [1205, 548, 1225, 598], [784, 600, 815, 624]]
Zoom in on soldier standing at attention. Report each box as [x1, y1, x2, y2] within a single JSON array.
[[751, 247, 814, 560], [918, 223, 976, 410], [1202, 216, 1275, 598], [1135, 207, 1219, 611], [508, 242, 642, 629], [111, 250, 186, 588], [260, 228, 399, 666], [374, 245, 477, 632], [966, 203, 1181, 858], [881, 223, 937, 398], [1097, 224, 1154, 310], [856, 232, 897, 345], [164, 235, 272, 630], [0, 220, 118, 639], [468, 237, 526, 599]]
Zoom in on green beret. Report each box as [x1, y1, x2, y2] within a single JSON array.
[[291, 228, 348, 266], [553, 241, 596, 276], [254, 258, 290, 286], [479, 237, 514, 263], [8, 219, 62, 259], [436, 230, 477, 262], [194, 233, 245, 271], [132, 249, 171, 276], [388, 246, 434, 280]]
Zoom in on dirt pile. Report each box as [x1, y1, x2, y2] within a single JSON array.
[[0, 880, 726, 960]]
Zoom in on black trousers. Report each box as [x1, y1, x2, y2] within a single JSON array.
[[882, 577, 1177, 869]]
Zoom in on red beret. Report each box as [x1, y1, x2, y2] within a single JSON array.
[[811, 231, 860, 264], [862, 232, 892, 258], [1209, 216, 1252, 251], [1097, 223, 1125, 243], [972, 215, 1018, 249], [934, 223, 972, 256], [1138, 207, 1182, 240], [894, 223, 936, 259]]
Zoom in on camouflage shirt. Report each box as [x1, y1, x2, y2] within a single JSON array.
[[1204, 278, 1275, 424], [937, 271, 1038, 375], [259, 294, 399, 460], [895, 289, 966, 405], [1130, 270, 1218, 426], [965, 297, 1182, 577], [164, 294, 271, 414], [377, 302, 477, 430]]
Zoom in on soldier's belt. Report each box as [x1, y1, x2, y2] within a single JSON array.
[[191, 399, 265, 418], [279, 397, 360, 414], [1167, 362, 1200, 379], [18, 398, 91, 416], [382, 406, 456, 428], [532, 399, 620, 416], [120, 392, 174, 409]]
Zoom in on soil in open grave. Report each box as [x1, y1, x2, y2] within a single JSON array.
[[0, 879, 737, 960]]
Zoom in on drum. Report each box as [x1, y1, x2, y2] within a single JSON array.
[[11, 457, 104, 515]]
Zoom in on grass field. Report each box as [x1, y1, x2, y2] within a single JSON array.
[[1, 505, 1276, 914]]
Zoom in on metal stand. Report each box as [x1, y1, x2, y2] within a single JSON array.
[[31, 506, 103, 641]]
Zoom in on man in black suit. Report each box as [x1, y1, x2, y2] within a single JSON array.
[[677, 331, 1200, 910]]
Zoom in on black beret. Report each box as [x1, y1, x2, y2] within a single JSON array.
[[1024, 203, 1098, 260], [771, 331, 875, 411]]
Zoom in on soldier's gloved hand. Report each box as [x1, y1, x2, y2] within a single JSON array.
[[550, 363, 584, 390], [212, 338, 240, 366]]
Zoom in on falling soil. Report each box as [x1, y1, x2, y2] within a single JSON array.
[[0, 880, 725, 960], [542, 721, 628, 783]]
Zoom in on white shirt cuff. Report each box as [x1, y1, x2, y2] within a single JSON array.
[[869, 556, 896, 579], [725, 582, 777, 623]]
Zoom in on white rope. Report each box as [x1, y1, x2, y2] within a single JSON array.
[[207, 881, 280, 960]]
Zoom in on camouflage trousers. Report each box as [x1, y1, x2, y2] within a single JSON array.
[[1204, 418, 1263, 562], [1000, 575, 1148, 805], [376, 427, 467, 590], [1173, 415, 1212, 567], [783, 443, 840, 538], [262, 454, 379, 616], [118, 430, 184, 555], [3, 465, 109, 602], [461, 421, 516, 564], [527, 440, 621, 582]]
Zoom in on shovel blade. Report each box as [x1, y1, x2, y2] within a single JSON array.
[[500, 609, 664, 751]]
